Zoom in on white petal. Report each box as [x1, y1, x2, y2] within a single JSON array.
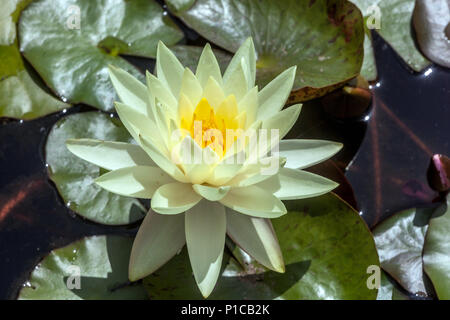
[[129, 210, 185, 281], [257, 66, 296, 121], [185, 200, 226, 298], [193, 184, 230, 201], [238, 86, 258, 128], [223, 38, 256, 89], [202, 77, 226, 110], [226, 209, 284, 272], [227, 156, 281, 187], [66, 139, 155, 170], [156, 41, 184, 99], [278, 139, 343, 169], [256, 167, 339, 200], [176, 136, 216, 184], [115, 102, 162, 148], [108, 65, 148, 114], [139, 135, 188, 182], [223, 58, 248, 102], [196, 43, 223, 87], [151, 182, 201, 214], [205, 151, 245, 186], [95, 166, 174, 198], [220, 185, 287, 218], [262, 103, 302, 139], [146, 71, 178, 115], [179, 67, 203, 107]]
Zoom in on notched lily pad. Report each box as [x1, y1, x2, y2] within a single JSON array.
[[19, 0, 183, 111], [423, 195, 450, 299], [413, 0, 450, 69], [45, 111, 146, 225], [166, 0, 365, 102], [0, 0, 70, 120], [372, 206, 436, 296], [144, 193, 379, 300], [18, 235, 148, 300], [352, 0, 431, 80]]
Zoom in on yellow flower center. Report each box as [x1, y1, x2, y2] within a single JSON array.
[[179, 96, 246, 157]]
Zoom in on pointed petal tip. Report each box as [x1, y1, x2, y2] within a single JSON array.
[[276, 264, 286, 273], [128, 269, 140, 282]]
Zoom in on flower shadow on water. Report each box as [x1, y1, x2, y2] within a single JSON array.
[[64, 236, 147, 300]]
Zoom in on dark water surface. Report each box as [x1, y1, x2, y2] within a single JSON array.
[[346, 33, 450, 226], [0, 33, 449, 299]]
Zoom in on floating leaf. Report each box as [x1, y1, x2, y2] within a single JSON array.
[[413, 0, 450, 69], [0, 0, 69, 120], [45, 111, 146, 225], [166, 0, 365, 102], [377, 271, 410, 300], [351, 0, 430, 80], [144, 193, 379, 300], [19, 0, 183, 111], [372, 206, 434, 296], [18, 235, 148, 300], [423, 195, 450, 299]]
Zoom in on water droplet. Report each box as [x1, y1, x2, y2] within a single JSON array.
[[109, 113, 114, 118], [23, 281, 32, 288], [163, 11, 168, 16], [62, 108, 67, 114], [19, 120, 24, 124], [61, 97, 68, 103]]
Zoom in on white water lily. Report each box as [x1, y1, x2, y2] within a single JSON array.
[[66, 38, 342, 298]]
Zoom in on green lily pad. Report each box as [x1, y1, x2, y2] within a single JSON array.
[[18, 235, 148, 300], [45, 111, 146, 225], [166, 0, 365, 102], [423, 195, 450, 299], [19, 0, 183, 111], [372, 206, 435, 296], [351, 0, 431, 81], [413, 0, 450, 69], [377, 272, 410, 300], [144, 193, 379, 299], [0, 0, 69, 120]]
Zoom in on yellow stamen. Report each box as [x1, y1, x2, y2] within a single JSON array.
[[179, 96, 245, 156]]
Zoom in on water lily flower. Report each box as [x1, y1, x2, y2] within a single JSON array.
[[66, 38, 342, 298]]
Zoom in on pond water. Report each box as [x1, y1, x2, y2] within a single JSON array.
[[0, 31, 448, 299]]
